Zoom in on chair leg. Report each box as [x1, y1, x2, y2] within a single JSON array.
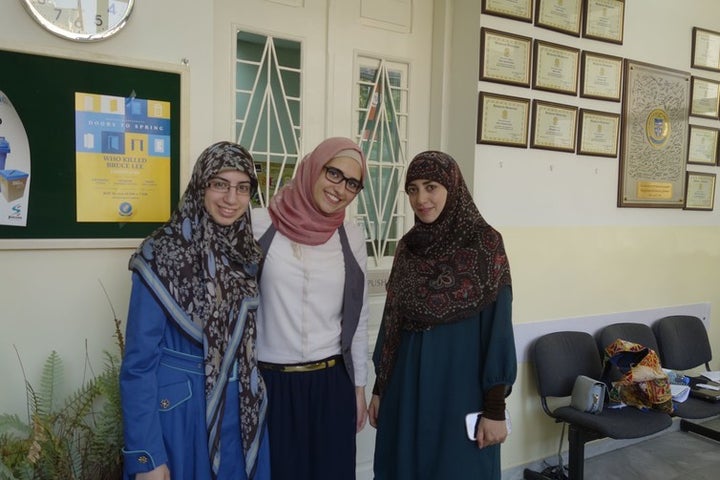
[[680, 418, 720, 442], [567, 426, 585, 480], [523, 469, 556, 480], [524, 424, 601, 480], [566, 424, 602, 480]]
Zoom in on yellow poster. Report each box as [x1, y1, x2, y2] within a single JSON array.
[[75, 92, 171, 222]]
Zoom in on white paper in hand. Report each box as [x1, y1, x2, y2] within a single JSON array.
[[465, 410, 512, 440]]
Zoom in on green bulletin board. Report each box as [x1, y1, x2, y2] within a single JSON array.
[[0, 48, 182, 240]]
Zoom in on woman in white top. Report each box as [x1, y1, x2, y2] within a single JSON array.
[[252, 137, 369, 480]]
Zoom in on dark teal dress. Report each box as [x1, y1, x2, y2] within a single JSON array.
[[373, 286, 516, 480]]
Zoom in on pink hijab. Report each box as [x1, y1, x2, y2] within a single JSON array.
[[268, 137, 366, 246]]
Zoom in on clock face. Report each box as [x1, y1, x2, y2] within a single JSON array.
[[22, 0, 135, 42]]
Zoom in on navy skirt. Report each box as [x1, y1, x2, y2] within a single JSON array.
[[260, 356, 356, 480]]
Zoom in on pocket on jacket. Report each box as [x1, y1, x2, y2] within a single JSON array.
[[157, 380, 192, 412]]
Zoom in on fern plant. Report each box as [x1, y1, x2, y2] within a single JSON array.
[[0, 286, 125, 480]]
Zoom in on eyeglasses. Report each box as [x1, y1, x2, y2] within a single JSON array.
[[324, 166, 363, 194], [206, 178, 252, 195]]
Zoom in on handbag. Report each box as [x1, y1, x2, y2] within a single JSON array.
[[571, 375, 606, 414]]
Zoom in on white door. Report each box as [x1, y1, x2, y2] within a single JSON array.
[[214, 2, 434, 477]]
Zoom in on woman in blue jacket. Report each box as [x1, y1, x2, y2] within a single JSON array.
[[120, 142, 270, 480]]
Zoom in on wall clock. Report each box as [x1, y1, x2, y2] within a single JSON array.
[[20, 0, 135, 42]]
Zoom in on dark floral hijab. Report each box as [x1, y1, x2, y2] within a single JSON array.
[[373, 151, 512, 395], [129, 142, 265, 478]]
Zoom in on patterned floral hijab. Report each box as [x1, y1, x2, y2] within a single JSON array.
[[129, 142, 265, 478], [373, 151, 512, 395]]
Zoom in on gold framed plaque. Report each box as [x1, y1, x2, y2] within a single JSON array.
[[577, 109, 620, 157], [690, 76, 720, 119], [479, 28, 533, 87], [684, 171, 716, 211], [691, 27, 720, 72], [534, 0, 582, 37], [618, 60, 691, 208], [687, 125, 719, 166], [582, 0, 625, 44], [532, 40, 580, 95], [477, 92, 531, 147], [530, 100, 578, 152], [482, 0, 533, 22], [580, 51, 623, 101]]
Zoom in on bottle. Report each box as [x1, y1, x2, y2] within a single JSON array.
[[663, 368, 690, 385]]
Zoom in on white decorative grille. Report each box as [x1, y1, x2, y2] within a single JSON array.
[[355, 57, 409, 264], [235, 32, 301, 207]]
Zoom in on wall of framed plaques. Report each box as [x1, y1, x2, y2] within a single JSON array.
[[476, 0, 720, 212], [684, 26, 720, 210], [478, 0, 624, 156]]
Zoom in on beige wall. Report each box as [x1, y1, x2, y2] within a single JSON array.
[[502, 227, 720, 469], [437, 0, 720, 472], [2, 0, 720, 477]]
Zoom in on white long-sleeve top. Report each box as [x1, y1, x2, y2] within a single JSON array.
[[251, 207, 369, 387]]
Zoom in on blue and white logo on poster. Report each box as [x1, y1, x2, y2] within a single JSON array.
[[119, 201, 134, 216]]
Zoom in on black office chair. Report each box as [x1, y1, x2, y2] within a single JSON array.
[[524, 331, 673, 480], [653, 315, 720, 441]]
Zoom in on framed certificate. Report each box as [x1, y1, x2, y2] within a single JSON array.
[[687, 125, 720, 166], [532, 40, 580, 95], [477, 92, 531, 147], [582, 0, 625, 44], [534, 0, 582, 37], [618, 61, 690, 208], [684, 171, 716, 211], [530, 100, 578, 152], [577, 109, 620, 157], [691, 27, 720, 72], [690, 76, 720, 118], [482, 0, 533, 22], [479, 28, 533, 87], [580, 51, 623, 101]]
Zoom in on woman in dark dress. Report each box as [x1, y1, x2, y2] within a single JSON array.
[[369, 150, 517, 480]]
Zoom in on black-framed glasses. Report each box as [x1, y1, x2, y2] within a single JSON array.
[[206, 178, 252, 195], [324, 166, 363, 194]]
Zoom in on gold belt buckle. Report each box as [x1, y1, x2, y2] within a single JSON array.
[[281, 358, 336, 372]]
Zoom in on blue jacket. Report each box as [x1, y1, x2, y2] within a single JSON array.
[[120, 273, 270, 479]]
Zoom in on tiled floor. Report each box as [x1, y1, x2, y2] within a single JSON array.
[[582, 417, 720, 480], [509, 418, 720, 480]]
